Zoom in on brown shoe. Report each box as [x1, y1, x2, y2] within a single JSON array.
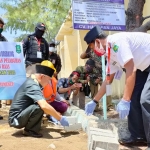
[[23, 129, 43, 138]]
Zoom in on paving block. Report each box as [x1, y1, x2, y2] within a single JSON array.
[[88, 128, 116, 149], [63, 111, 70, 116], [95, 148, 105, 150], [71, 109, 84, 116], [89, 135, 119, 150], [88, 127, 115, 138], [95, 119, 130, 140], [66, 116, 77, 124], [86, 120, 98, 134], [81, 115, 99, 132], [67, 105, 80, 114], [64, 123, 82, 132]]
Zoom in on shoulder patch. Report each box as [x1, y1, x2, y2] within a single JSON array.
[[113, 45, 119, 53]]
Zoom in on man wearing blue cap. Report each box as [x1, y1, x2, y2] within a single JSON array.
[[84, 25, 150, 149]]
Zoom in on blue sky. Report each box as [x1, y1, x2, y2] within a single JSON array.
[[0, 0, 22, 41]]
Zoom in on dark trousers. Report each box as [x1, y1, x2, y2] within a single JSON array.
[[11, 104, 44, 132], [128, 69, 150, 143]]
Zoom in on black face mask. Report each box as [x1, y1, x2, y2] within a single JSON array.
[[35, 28, 44, 39]]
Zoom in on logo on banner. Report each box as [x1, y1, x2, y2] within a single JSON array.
[[16, 45, 21, 54]]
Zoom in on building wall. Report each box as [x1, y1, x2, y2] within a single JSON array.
[[56, 0, 150, 98]]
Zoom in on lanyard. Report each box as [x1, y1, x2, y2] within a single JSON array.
[[35, 37, 41, 51], [106, 43, 111, 83]]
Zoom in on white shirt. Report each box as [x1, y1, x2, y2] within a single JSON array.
[[106, 32, 150, 74]]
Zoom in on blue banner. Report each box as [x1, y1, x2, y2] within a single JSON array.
[[0, 42, 26, 100]]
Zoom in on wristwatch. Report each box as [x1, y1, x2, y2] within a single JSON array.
[[93, 99, 98, 104]]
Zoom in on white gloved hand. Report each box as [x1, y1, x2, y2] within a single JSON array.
[[116, 99, 131, 119]]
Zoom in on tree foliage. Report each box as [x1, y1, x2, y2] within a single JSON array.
[[0, 0, 71, 41]]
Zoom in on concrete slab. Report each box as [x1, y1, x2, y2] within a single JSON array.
[[66, 116, 77, 124], [89, 134, 119, 150], [64, 123, 82, 132]]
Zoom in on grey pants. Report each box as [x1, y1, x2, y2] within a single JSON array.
[[10, 104, 43, 132], [72, 91, 85, 110]]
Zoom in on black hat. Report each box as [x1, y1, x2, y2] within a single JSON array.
[[35, 60, 55, 77], [0, 18, 4, 25], [36, 65, 54, 77], [84, 25, 106, 44], [86, 59, 95, 67], [36, 22, 46, 31]]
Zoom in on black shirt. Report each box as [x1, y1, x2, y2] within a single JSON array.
[[49, 52, 62, 73], [9, 77, 44, 122]]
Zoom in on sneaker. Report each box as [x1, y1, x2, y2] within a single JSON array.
[[23, 129, 43, 138]]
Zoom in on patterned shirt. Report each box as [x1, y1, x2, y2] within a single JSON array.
[[57, 78, 71, 100], [86, 50, 102, 84]]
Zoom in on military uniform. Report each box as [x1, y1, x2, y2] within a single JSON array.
[[85, 48, 112, 110]]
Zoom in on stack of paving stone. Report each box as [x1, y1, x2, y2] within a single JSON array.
[[66, 105, 130, 150]]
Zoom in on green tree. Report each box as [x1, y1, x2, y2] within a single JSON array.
[[0, 0, 71, 42]]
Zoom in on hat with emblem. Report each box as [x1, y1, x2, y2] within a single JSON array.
[[84, 25, 107, 44]]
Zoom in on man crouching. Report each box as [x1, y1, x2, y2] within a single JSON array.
[[8, 60, 69, 138]]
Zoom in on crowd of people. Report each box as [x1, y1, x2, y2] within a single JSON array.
[[1, 17, 150, 150]]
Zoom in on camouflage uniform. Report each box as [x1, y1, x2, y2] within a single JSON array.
[[86, 50, 102, 98], [86, 49, 112, 109], [72, 66, 89, 110]]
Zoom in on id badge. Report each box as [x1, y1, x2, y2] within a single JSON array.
[[114, 69, 123, 80], [106, 85, 111, 96], [52, 59, 56, 64], [37, 51, 42, 58]]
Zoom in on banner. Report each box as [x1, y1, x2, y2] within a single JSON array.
[[72, 0, 126, 31], [0, 42, 26, 100]]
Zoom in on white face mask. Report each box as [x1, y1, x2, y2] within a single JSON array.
[[49, 47, 56, 52]]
